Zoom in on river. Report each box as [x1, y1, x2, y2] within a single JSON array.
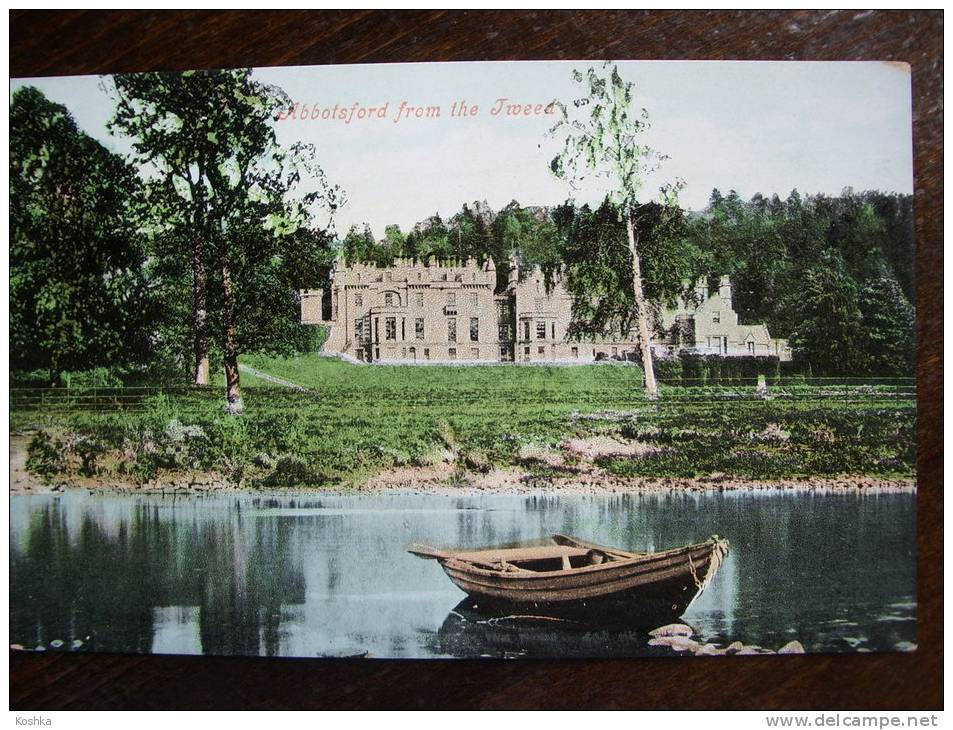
[[10, 489, 917, 658]]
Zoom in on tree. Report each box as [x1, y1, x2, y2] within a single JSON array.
[[10, 87, 153, 384], [859, 272, 915, 376], [343, 224, 378, 265], [408, 214, 453, 261], [554, 199, 689, 342], [488, 202, 562, 292], [550, 63, 683, 397], [109, 69, 343, 412], [787, 250, 865, 376]]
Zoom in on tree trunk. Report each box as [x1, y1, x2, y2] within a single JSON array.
[[221, 264, 244, 415], [625, 210, 658, 398], [191, 237, 210, 386]]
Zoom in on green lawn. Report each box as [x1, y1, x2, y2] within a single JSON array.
[[12, 354, 917, 488]]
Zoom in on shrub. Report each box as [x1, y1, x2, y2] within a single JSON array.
[[652, 358, 683, 383], [257, 455, 324, 488], [677, 353, 780, 385], [26, 430, 67, 483]]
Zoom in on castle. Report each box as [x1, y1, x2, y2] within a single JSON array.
[[300, 258, 791, 364]]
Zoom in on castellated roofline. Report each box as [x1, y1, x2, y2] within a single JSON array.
[[303, 262, 792, 364], [330, 256, 498, 287], [335, 255, 490, 270]]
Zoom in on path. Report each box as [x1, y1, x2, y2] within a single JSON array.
[[238, 364, 312, 392]]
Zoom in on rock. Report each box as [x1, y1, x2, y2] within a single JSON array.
[[9, 644, 25, 651], [649, 623, 694, 638], [649, 636, 699, 652], [894, 641, 917, 652], [736, 647, 762, 655], [694, 643, 724, 656], [725, 641, 745, 653], [778, 640, 805, 654], [71, 639, 84, 649], [49, 639, 64, 648]]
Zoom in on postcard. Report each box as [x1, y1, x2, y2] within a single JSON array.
[[9, 60, 916, 659]]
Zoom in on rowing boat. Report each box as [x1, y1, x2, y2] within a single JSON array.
[[409, 533, 729, 624]]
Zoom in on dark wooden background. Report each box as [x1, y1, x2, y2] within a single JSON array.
[[9, 9, 942, 710]]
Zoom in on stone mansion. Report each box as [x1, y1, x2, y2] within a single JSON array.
[[300, 257, 791, 364]]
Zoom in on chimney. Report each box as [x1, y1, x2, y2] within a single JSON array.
[[719, 275, 732, 301]]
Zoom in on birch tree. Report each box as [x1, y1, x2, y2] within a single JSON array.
[[550, 63, 682, 397]]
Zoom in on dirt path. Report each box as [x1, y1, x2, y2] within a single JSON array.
[[10, 434, 44, 493], [238, 364, 311, 392]]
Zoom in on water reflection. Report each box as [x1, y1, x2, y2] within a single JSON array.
[[10, 490, 916, 658], [433, 599, 669, 659]]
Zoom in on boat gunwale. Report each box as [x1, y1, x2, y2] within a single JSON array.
[[439, 538, 725, 582]]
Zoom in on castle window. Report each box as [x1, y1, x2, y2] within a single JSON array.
[[447, 292, 456, 306], [424, 348, 430, 360], [536, 321, 546, 340], [415, 318, 425, 339], [355, 293, 363, 307], [470, 317, 479, 342], [385, 317, 396, 341], [713, 311, 721, 323], [551, 322, 556, 340], [747, 341, 755, 354], [354, 318, 363, 341], [523, 320, 530, 341], [448, 318, 457, 342], [385, 292, 396, 307], [448, 348, 457, 360], [538, 346, 545, 355], [470, 292, 478, 307], [415, 292, 424, 307], [571, 346, 579, 359]]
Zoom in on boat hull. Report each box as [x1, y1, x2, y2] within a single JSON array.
[[439, 539, 727, 625]]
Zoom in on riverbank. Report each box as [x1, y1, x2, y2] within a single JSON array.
[[10, 357, 917, 495], [10, 434, 915, 496]]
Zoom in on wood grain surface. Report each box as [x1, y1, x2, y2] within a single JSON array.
[[9, 9, 943, 710]]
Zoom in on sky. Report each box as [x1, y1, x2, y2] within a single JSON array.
[[11, 60, 913, 239]]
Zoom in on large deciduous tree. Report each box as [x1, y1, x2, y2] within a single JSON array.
[[10, 86, 152, 384], [549, 63, 683, 397], [108, 69, 343, 412]]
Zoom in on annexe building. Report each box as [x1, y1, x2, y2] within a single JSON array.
[[300, 257, 791, 363]]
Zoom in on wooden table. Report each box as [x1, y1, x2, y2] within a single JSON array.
[[9, 9, 942, 710]]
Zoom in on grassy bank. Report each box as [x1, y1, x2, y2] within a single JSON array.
[[11, 354, 917, 490]]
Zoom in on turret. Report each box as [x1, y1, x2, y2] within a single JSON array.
[[508, 253, 520, 288]]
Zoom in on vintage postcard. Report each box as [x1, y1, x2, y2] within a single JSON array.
[[9, 60, 916, 659]]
